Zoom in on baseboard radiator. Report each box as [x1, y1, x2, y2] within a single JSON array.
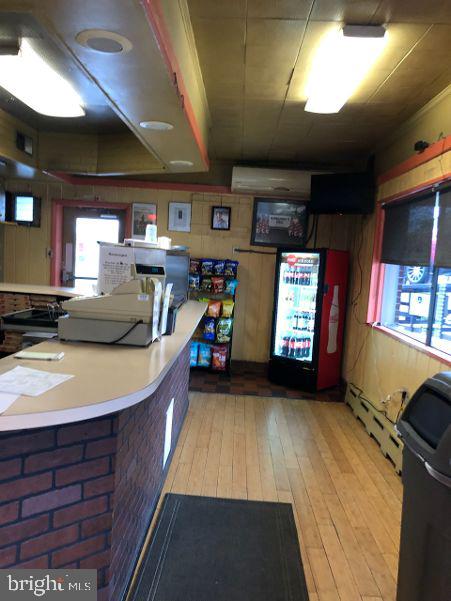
[[345, 383, 403, 474]]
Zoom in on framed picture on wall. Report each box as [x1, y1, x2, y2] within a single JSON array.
[[132, 203, 157, 239], [168, 202, 191, 232], [251, 198, 308, 247], [211, 206, 231, 230]]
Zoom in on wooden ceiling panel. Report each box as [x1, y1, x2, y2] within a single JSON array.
[[247, 0, 312, 20]]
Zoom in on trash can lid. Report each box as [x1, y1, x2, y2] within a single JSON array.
[[398, 371, 451, 475]]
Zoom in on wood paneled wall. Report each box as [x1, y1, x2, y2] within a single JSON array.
[[1, 177, 354, 362], [342, 152, 450, 406]]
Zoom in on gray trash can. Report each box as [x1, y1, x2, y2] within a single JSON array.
[[396, 371, 451, 601]]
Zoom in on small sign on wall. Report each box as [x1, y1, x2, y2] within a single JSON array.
[[168, 202, 191, 232], [163, 398, 174, 467]]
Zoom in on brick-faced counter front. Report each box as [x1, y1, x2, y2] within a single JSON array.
[[0, 343, 190, 600]]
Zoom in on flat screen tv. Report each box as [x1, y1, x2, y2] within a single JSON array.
[[309, 172, 374, 214], [5, 192, 41, 227]]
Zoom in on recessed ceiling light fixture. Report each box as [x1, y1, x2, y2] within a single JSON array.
[[139, 120, 174, 131], [305, 24, 388, 114], [76, 30, 132, 54], [0, 39, 85, 117], [169, 160, 194, 167]]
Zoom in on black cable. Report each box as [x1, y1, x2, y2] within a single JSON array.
[[107, 319, 144, 344], [313, 214, 319, 247]]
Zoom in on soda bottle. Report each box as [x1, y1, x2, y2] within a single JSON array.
[[295, 338, 302, 359], [289, 336, 296, 358], [281, 336, 289, 357]]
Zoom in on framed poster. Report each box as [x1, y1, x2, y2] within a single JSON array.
[[251, 198, 308, 247], [132, 203, 157, 239], [168, 202, 191, 232], [211, 206, 231, 230]]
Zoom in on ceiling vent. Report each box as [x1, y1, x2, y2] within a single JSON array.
[[231, 166, 319, 199]]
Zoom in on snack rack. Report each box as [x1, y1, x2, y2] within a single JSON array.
[[189, 257, 239, 374]]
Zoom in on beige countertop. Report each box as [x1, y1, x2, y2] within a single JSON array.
[[0, 301, 206, 431], [0, 282, 83, 298]]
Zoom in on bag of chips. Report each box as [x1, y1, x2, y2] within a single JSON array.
[[216, 318, 233, 343], [189, 274, 200, 290], [201, 277, 212, 292], [201, 259, 215, 275], [211, 276, 225, 294], [213, 259, 225, 275], [211, 344, 228, 371], [190, 341, 199, 367], [190, 258, 200, 274], [225, 279, 238, 295], [203, 317, 216, 341], [198, 343, 212, 367], [207, 300, 221, 318], [221, 299, 234, 317], [224, 260, 239, 277]]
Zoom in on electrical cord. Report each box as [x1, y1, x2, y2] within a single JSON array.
[[107, 319, 144, 344]]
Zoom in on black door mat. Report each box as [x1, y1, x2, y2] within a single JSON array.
[[129, 493, 309, 601]]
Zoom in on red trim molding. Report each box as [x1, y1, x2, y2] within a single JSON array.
[[48, 171, 232, 195], [140, 0, 209, 170], [378, 135, 451, 185], [50, 199, 132, 286]]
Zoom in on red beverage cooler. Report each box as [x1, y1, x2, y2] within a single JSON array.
[[268, 249, 349, 392]]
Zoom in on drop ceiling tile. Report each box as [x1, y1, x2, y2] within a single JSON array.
[[244, 80, 288, 99], [373, 0, 451, 24], [246, 18, 306, 47], [310, 0, 382, 22], [187, 0, 247, 19], [247, 0, 312, 19]]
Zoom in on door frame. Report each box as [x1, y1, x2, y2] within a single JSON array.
[[50, 199, 132, 286]]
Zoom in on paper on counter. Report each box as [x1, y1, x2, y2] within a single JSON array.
[[0, 392, 20, 414], [0, 366, 74, 397]]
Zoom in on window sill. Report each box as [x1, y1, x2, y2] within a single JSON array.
[[369, 324, 451, 367]]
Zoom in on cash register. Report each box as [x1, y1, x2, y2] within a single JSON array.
[[58, 277, 163, 346]]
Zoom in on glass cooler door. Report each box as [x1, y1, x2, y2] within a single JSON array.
[[273, 251, 321, 363]]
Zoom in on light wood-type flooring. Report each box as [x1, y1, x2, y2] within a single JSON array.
[[159, 392, 403, 601]]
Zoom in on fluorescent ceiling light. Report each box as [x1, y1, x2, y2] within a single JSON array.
[[169, 160, 193, 167], [0, 39, 85, 117], [305, 25, 387, 114], [140, 121, 174, 131]]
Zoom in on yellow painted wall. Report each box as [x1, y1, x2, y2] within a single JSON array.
[[2, 176, 354, 362]]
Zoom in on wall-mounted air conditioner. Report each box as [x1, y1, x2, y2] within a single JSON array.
[[231, 166, 320, 199]]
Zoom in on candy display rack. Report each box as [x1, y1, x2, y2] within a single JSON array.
[[189, 258, 239, 374]]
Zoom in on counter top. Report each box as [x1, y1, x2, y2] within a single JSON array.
[[0, 282, 83, 298], [0, 301, 206, 431]]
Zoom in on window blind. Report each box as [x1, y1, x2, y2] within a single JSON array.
[[434, 187, 451, 268], [381, 192, 436, 266]]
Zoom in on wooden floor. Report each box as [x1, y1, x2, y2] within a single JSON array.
[[159, 392, 403, 601]]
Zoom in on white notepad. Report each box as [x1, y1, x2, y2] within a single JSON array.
[[0, 366, 74, 397]]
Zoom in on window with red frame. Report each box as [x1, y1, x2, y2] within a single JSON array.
[[379, 186, 451, 355]]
